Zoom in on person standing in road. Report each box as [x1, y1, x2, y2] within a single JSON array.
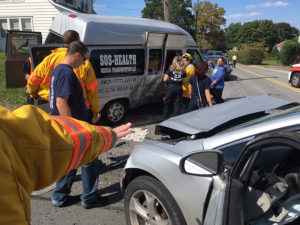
[[182, 53, 195, 113], [211, 57, 226, 104], [0, 104, 131, 225], [22, 57, 34, 104], [188, 61, 212, 111], [27, 30, 101, 124], [163, 56, 186, 120], [49, 41, 102, 209], [232, 54, 237, 68]]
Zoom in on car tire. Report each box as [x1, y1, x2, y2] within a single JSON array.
[[291, 72, 300, 88], [124, 176, 187, 225], [102, 100, 127, 125]]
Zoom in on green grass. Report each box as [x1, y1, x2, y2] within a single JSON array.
[[0, 52, 27, 109], [261, 59, 282, 67]]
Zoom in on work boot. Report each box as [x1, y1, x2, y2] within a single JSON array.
[[81, 195, 108, 209]]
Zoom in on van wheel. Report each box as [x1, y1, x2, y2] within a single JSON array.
[[291, 73, 300, 88], [102, 100, 127, 125]]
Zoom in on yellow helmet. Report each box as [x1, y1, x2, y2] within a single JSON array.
[[183, 53, 192, 61]]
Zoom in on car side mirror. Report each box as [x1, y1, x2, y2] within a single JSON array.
[[179, 151, 224, 176]]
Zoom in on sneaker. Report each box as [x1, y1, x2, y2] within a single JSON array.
[[81, 195, 108, 209], [52, 195, 80, 208]]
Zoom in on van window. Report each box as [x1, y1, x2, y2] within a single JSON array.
[[164, 50, 182, 72], [11, 34, 39, 57], [45, 32, 63, 44], [148, 49, 162, 74], [187, 49, 203, 66], [90, 49, 145, 78]]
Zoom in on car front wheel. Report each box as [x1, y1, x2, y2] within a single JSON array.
[[291, 72, 300, 88], [124, 176, 187, 225]]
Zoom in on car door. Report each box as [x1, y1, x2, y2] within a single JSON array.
[[5, 30, 42, 88], [203, 133, 300, 225], [223, 134, 300, 225]]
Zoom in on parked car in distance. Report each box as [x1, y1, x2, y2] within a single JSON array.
[[206, 50, 225, 56], [206, 55, 232, 80], [288, 63, 300, 88], [120, 95, 300, 225]]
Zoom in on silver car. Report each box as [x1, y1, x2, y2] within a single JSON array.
[[120, 95, 300, 225]]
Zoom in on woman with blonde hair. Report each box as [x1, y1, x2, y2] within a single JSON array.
[[188, 61, 212, 111], [163, 56, 186, 119]]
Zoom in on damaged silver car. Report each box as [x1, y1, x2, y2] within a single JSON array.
[[120, 95, 300, 225]]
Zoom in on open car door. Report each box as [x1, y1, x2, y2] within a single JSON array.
[[5, 30, 42, 88]]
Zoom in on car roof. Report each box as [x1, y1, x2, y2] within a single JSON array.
[[156, 95, 293, 136]]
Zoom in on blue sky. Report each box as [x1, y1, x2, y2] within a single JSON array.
[[94, 0, 300, 30]]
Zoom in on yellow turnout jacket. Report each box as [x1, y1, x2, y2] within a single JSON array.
[[27, 48, 100, 114], [0, 105, 115, 225], [182, 64, 195, 98]]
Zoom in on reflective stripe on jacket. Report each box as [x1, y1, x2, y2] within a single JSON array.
[[27, 48, 100, 114], [0, 105, 115, 225]]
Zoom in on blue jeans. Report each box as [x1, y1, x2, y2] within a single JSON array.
[[52, 158, 99, 206]]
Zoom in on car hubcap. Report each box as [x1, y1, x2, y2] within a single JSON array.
[[292, 75, 299, 86], [129, 190, 171, 225], [107, 103, 124, 122]]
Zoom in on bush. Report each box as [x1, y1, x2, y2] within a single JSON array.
[[268, 48, 280, 60], [238, 48, 264, 65], [226, 50, 238, 63], [279, 42, 300, 65]]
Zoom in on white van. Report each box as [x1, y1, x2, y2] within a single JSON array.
[[6, 12, 203, 124]]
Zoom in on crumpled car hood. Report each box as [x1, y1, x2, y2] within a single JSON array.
[[156, 95, 292, 136]]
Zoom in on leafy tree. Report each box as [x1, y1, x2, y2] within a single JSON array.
[[142, 0, 194, 38], [224, 23, 242, 50], [194, 1, 226, 50], [234, 20, 298, 52], [275, 22, 299, 43]]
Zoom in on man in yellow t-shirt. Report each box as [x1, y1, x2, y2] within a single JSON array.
[[182, 53, 195, 113]]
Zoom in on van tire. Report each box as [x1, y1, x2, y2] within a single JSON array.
[[291, 73, 300, 88], [102, 100, 128, 125]]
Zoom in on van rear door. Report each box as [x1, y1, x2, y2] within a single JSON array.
[[5, 30, 42, 88], [142, 33, 166, 102]]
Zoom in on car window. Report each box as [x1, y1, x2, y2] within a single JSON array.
[[148, 49, 162, 75], [186, 49, 203, 66], [217, 139, 250, 167]]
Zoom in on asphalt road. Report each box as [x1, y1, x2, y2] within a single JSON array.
[[30, 64, 300, 225]]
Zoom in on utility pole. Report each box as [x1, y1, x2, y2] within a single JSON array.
[[195, 0, 199, 42], [163, 0, 171, 23]]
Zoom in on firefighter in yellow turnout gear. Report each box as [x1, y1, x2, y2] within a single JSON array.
[[0, 105, 131, 225], [27, 30, 101, 123], [182, 53, 195, 113]]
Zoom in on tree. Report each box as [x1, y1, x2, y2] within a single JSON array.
[[234, 20, 298, 52], [275, 22, 299, 43], [142, 0, 194, 38], [194, 1, 226, 50], [224, 23, 242, 50]]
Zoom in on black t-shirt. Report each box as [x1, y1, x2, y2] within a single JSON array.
[[189, 75, 211, 103], [166, 69, 186, 86]]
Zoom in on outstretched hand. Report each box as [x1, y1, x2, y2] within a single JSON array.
[[113, 122, 132, 139]]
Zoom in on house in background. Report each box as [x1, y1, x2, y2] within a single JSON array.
[[0, 0, 94, 51], [274, 40, 286, 52]]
